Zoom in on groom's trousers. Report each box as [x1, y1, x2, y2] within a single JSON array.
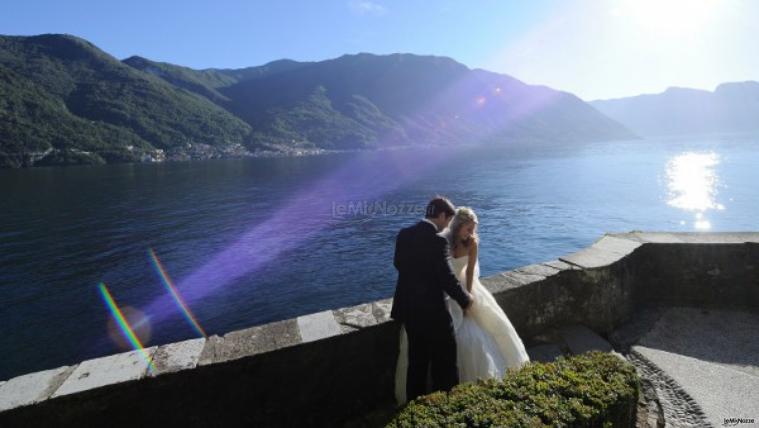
[[404, 319, 459, 402]]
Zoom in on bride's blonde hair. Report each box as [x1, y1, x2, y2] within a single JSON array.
[[446, 206, 479, 251]]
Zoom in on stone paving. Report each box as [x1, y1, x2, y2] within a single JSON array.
[[631, 307, 759, 427], [524, 306, 759, 428]]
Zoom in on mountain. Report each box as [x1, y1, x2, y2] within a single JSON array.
[[1, 33, 634, 168], [590, 82, 759, 137], [121, 56, 310, 106], [0, 34, 252, 167], [222, 54, 637, 151], [127, 52, 635, 153]]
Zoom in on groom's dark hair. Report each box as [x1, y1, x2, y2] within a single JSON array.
[[425, 196, 455, 219]]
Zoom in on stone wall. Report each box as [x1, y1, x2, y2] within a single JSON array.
[[1, 232, 757, 426]]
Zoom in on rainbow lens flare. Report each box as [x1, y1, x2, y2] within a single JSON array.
[[98, 282, 156, 373], [141, 71, 563, 327], [148, 248, 207, 338]]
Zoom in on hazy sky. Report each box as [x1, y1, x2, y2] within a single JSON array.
[[2, 0, 757, 100]]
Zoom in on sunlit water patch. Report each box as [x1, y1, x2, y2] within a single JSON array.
[[665, 151, 725, 230]]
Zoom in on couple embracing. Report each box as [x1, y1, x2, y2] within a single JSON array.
[[391, 196, 530, 405]]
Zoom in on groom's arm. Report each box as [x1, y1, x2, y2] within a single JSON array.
[[393, 229, 407, 271], [433, 235, 472, 309]]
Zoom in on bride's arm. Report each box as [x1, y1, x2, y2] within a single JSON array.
[[465, 238, 478, 292]]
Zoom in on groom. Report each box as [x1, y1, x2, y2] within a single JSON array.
[[391, 196, 474, 402]]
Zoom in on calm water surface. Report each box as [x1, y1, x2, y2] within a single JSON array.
[[1, 134, 757, 379]]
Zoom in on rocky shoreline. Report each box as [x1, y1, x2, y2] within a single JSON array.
[[0, 140, 466, 169], [0, 143, 334, 169]]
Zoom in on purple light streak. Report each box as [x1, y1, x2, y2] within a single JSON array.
[[142, 71, 562, 327]]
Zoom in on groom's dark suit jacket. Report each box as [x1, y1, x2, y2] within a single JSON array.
[[391, 220, 471, 328]]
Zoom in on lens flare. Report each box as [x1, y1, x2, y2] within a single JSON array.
[[140, 71, 564, 328], [107, 305, 152, 351], [148, 248, 207, 338], [98, 283, 155, 373]]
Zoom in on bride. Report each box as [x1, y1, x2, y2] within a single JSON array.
[[394, 207, 530, 405]]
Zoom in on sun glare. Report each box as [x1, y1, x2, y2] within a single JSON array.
[[614, 0, 720, 36]]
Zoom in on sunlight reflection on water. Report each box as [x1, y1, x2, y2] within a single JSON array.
[[665, 151, 725, 230]]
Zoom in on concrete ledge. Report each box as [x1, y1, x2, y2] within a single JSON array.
[[559, 234, 642, 269], [1, 232, 758, 426], [52, 348, 157, 398], [333, 298, 393, 333], [616, 231, 759, 244], [297, 310, 342, 343], [514, 263, 563, 278], [0, 366, 73, 412], [542, 259, 579, 271], [500, 270, 545, 286], [594, 234, 642, 254], [198, 318, 300, 366], [479, 274, 521, 294], [150, 338, 205, 376]]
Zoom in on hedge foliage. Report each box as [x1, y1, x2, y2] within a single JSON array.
[[387, 351, 639, 428]]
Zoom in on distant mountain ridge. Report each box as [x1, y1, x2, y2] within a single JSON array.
[[127, 51, 635, 152], [591, 82, 759, 137], [0, 33, 635, 168]]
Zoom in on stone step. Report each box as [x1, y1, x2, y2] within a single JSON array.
[[526, 343, 565, 363], [559, 324, 613, 355]]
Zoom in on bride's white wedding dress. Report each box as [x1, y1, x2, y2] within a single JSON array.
[[394, 254, 530, 405]]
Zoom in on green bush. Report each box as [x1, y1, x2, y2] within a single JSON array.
[[387, 351, 639, 428]]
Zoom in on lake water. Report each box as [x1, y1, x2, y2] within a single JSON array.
[[1, 134, 757, 380]]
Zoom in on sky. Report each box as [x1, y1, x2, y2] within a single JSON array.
[[1, 0, 757, 100]]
